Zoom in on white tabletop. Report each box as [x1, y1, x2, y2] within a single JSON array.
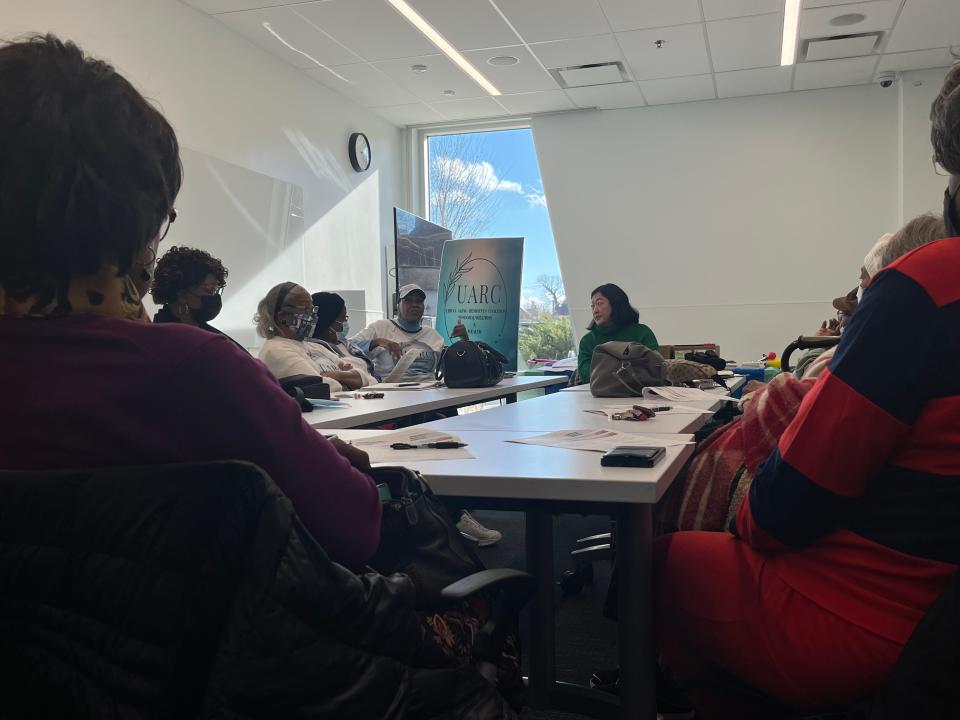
[[421, 389, 722, 435], [335, 429, 694, 504], [305, 375, 567, 429]]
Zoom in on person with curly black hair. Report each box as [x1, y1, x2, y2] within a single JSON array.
[[150, 245, 235, 342]]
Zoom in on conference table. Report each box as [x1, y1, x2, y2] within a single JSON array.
[[334, 426, 696, 720], [305, 375, 568, 429]]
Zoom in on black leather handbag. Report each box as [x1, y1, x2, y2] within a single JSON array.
[[278, 374, 330, 412], [436, 340, 507, 388], [367, 466, 485, 611]]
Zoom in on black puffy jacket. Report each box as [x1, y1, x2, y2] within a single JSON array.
[[0, 461, 513, 719]]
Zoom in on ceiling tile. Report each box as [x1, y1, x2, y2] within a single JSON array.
[[217, 6, 359, 69], [702, 0, 782, 21], [799, 0, 901, 39], [715, 66, 793, 97], [596, 0, 701, 32], [528, 35, 627, 71], [617, 23, 711, 81], [804, 0, 870, 6], [307, 63, 419, 107], [374, 53, 488, 102], [885, 0, 960, 54], [638, 74, 716, 104], [183, 0, 300, 13], [432, 97, 510, 120], [877, 48, 955, 72], [463, 46, 557, 94], [792, 56, 878, 90], [373, 102, 446, 126], [492, 0, 610, 43], [408, 0, 520, 51], [497, 90, 576, 114], [565, 82, 646, 109], [707, 13, 783, 72], [293, 0, 436, 62]]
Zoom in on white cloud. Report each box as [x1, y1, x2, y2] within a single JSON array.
[[525, 183, 548, 208], [434, 156, 523, 195]]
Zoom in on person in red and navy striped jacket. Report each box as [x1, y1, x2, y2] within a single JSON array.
[[655, 63, 960, 713]]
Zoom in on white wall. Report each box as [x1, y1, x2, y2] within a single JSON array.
[[1, 0, 403, 347], [533, 73, 951, 363], [901, 67, 950, 222]]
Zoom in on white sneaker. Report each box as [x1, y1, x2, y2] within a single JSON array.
[[457, 511, 503, 547]]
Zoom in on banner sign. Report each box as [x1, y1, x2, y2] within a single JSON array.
[[436, 237, 524, 371]]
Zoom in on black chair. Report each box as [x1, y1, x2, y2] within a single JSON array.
[[0, 461, 534, 719], [781, 335, 841, 373]]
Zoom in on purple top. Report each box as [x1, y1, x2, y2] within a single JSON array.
[[0, 314, 381, 569]]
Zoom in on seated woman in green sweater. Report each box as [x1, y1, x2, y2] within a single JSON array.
[[576, 283, 659, 383]]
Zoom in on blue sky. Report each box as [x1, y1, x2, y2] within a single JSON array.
[[427, 128, 563, 309]]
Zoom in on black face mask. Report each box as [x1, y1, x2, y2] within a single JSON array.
[[944, 178, 960, 238], [193, 294, 222, 323]]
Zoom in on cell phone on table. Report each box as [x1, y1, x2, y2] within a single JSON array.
[[600, 445, 666, 468]]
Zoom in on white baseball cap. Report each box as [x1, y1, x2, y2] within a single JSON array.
[[398, 283, 426, 300]]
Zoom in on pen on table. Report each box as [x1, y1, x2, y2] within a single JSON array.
[[390, 442, 468, 449], [397, 382, 420, 387], [646, 406, 671, 412]]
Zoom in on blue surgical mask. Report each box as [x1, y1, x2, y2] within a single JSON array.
[[336, 320, 350, 342], [856, 285, 864, 304], [395, 316, 421, 332]]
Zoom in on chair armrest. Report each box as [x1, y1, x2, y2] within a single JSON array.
[[576, 532, 613, 546], [441, 568, 535, 601], [571, 543, 613, 560]]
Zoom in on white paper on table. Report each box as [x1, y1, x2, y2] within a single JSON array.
[[507, 429, 693, 453], [349, 429, 474, 463], [641, 386, 739, 404]]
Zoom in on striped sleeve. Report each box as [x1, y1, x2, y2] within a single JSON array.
[[737, 266, 941, 549]]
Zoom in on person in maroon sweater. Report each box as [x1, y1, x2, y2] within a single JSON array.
[[0, 35, 380, 570], [654, 64, 960, 715]]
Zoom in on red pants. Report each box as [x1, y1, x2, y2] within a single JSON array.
[[654, 532, 902, 711]]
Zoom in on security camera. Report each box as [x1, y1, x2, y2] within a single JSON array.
[[877, 71, 897, 88]]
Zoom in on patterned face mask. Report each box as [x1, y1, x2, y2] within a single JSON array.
[[290, 307, 319, 340]]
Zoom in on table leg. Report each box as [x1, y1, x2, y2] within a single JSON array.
[[616, 504, 656, 720], [505, 392, 518, 404], [525, 510, 555, 708]]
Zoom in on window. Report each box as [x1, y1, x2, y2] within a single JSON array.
[[423, 127, 574, 366]]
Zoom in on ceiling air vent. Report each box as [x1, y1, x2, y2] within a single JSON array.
[[801, 32, 882, 62], [548, 61, 629, 89]]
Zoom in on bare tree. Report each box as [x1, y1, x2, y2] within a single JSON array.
[[428, 133, 515, 239], [537, 274, 565, 315]]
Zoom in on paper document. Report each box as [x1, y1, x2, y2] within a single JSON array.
[[365, 381, 441, 391], [383, 343, 436, 383], [586, 405, 714, 419], [308, 398, 349, 409], [350, 429, 474, 463], [641, 386, 739, 404], [507, 429, 693, 454]]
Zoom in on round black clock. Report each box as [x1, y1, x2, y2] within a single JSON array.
[[348, 132, 371, 172]]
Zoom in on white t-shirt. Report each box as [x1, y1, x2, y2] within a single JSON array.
[[305, 339, 378, 388], [258, 336, 344, 393], [351, 319, 444, 380]]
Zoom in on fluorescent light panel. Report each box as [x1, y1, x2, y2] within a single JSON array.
[[781, 0, 801, 66], [385, 0, 501, 96]]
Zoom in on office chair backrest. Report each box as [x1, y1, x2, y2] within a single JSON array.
[[0, 461, 272, 719]]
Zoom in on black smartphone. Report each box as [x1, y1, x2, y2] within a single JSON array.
[[600, 445, 666, 468]]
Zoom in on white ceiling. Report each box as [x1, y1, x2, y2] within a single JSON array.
[[184, 0, 960, 126]]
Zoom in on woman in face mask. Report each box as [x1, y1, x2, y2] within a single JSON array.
[[255, 282, 365, 392], [150, 246, 242, 346], [307, 292, 378, 386]]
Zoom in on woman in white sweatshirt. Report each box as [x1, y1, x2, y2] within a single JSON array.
[[255, 282, 365, 392]]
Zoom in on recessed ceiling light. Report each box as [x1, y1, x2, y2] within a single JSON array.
[[386, 0, 501, 96], [488, 55, 519, 66], [830, 13, 867, 27], [411, 63, 428, 73], [781, 0, 801, 66], [442, 89, 456, 96]]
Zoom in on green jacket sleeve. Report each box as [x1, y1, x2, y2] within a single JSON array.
[[639, 325, 659, 352], [577, 332, 595, 384]]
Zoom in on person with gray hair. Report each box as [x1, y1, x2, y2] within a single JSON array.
[[932, 63, 960, 236], [880, 212, 946, 268], [255, 281, 366, 391]]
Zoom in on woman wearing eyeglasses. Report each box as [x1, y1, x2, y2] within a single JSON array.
[[308, 291, 378, 387], [150, 245, 238, 339], [255, 282, 366, 391]]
